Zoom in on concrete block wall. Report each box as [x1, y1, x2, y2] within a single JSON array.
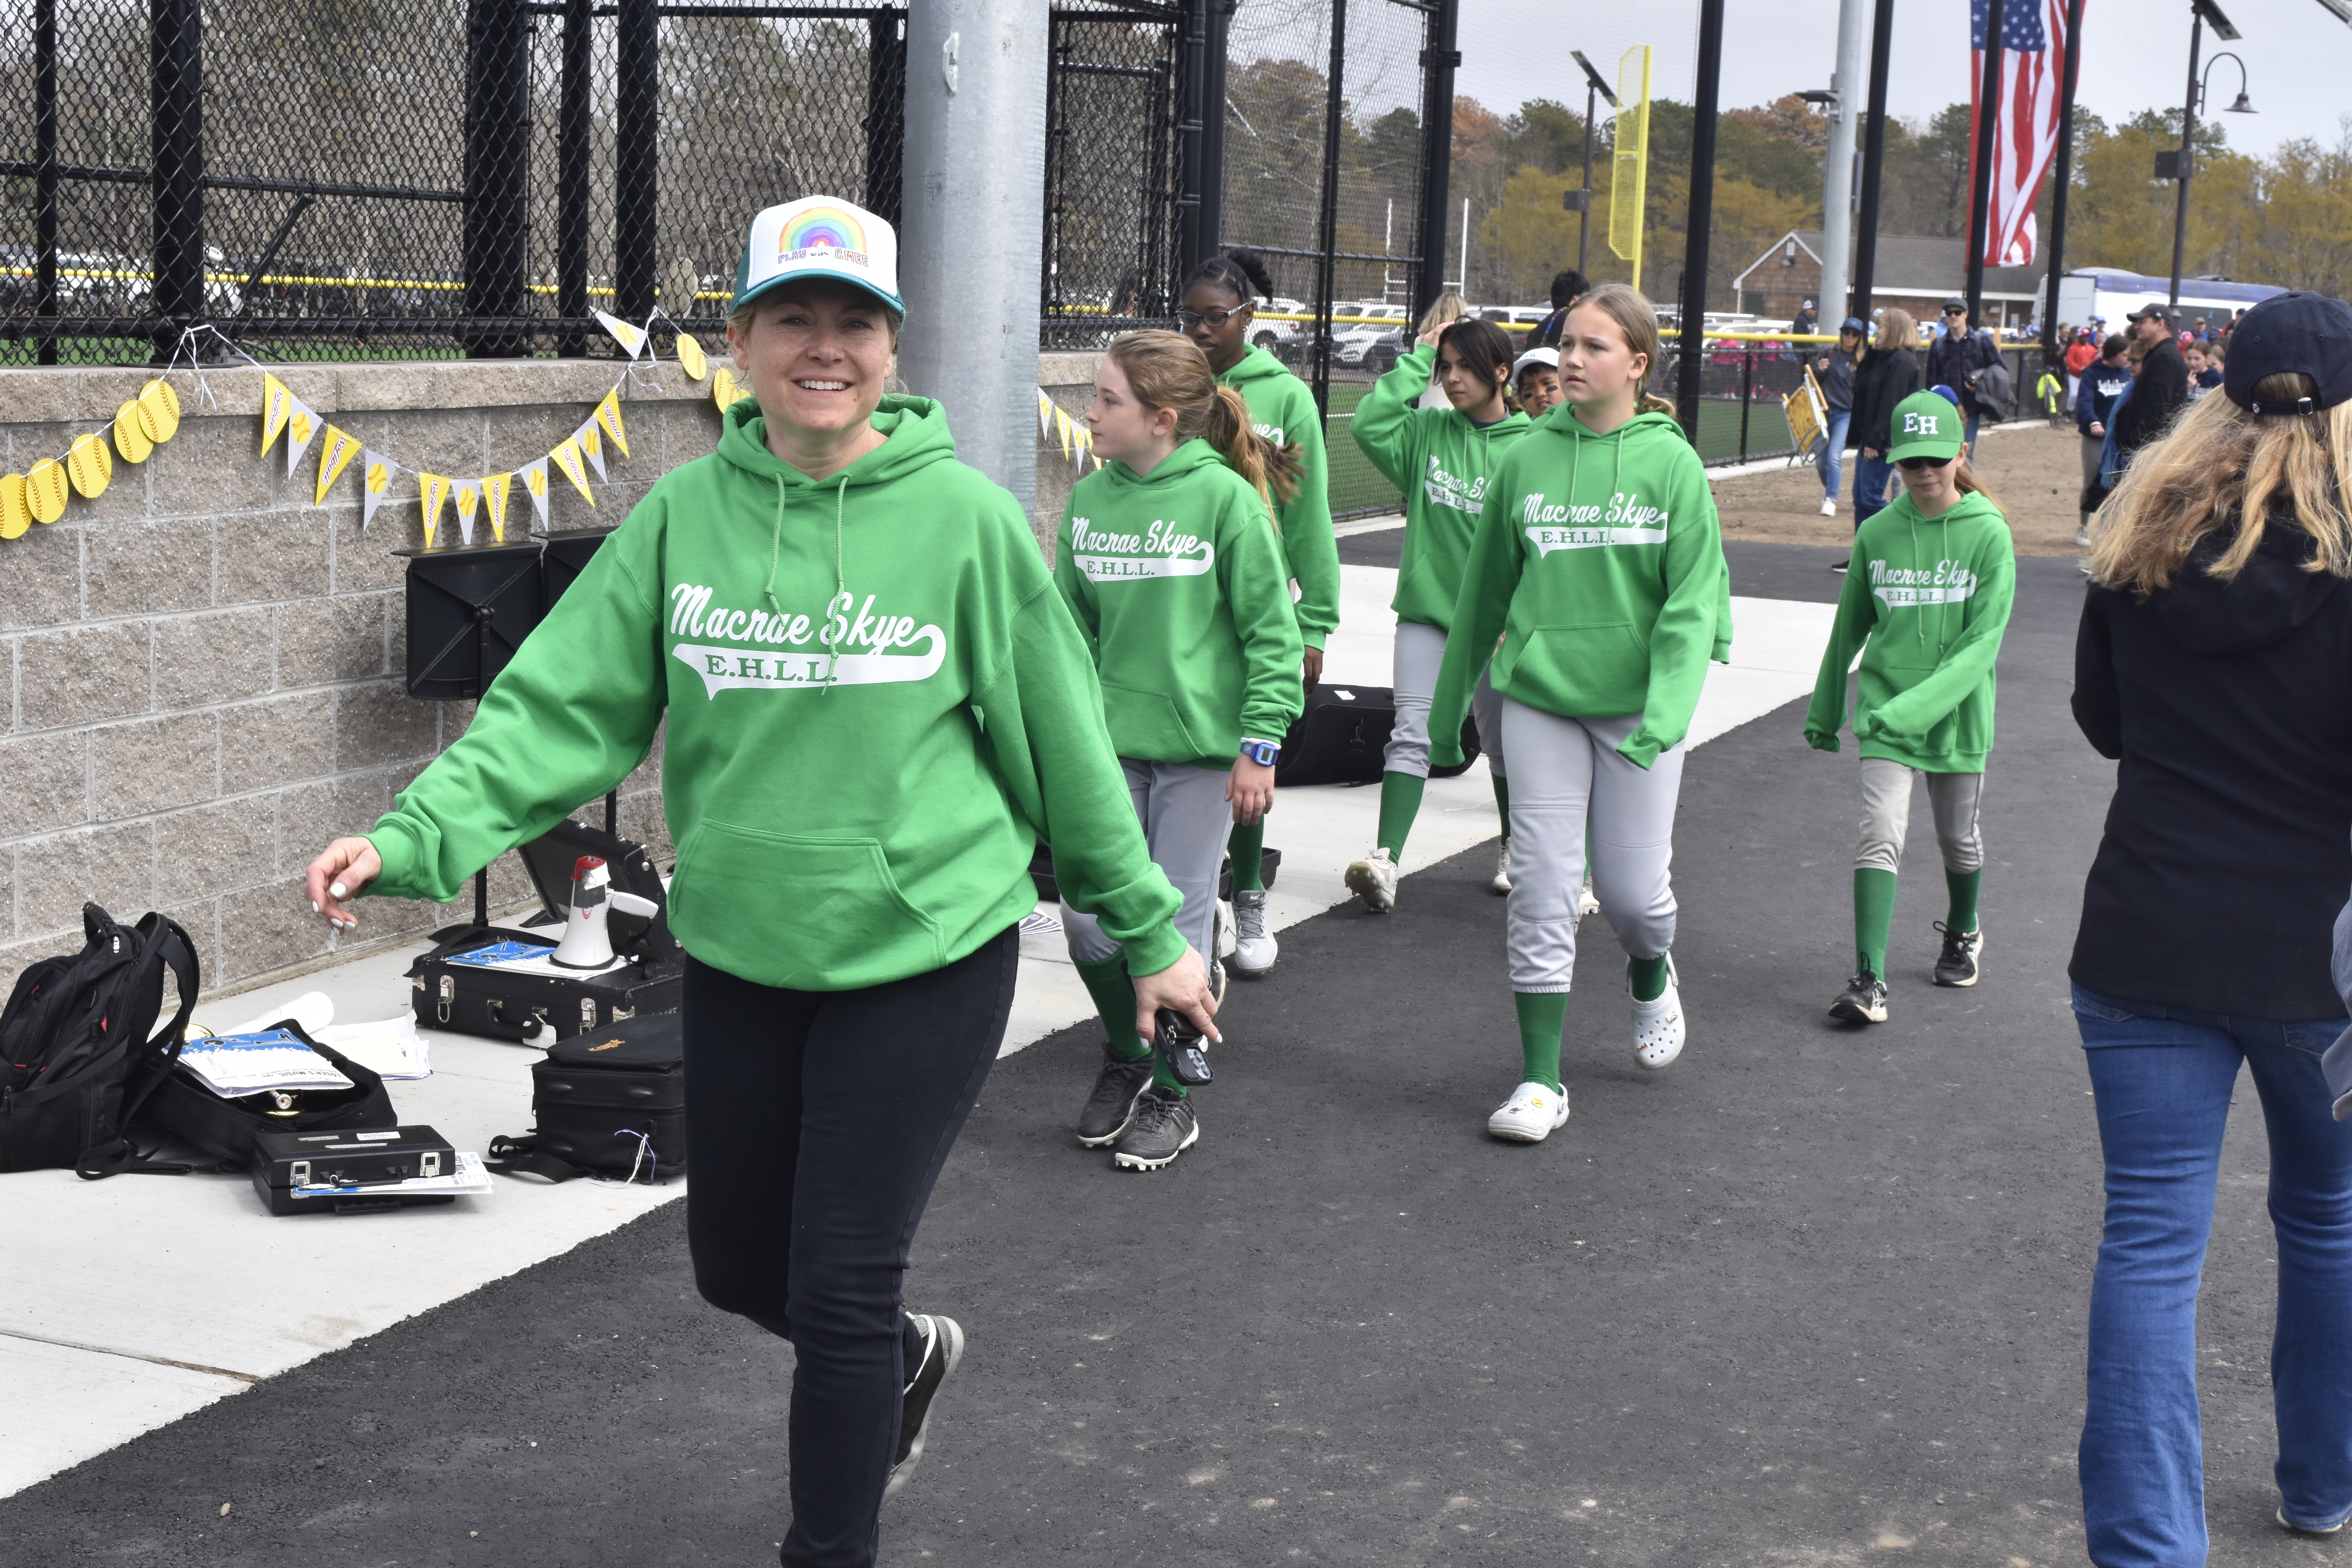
[[1033, 349, 1105, 561], [0, 358, 714, 1000]]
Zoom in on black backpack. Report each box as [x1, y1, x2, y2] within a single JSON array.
[[0, 904, 199, 1175]]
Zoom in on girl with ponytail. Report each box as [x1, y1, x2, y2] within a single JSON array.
[[1050, 329, 1306, 1172], [1427, 281, 1733, 1144]]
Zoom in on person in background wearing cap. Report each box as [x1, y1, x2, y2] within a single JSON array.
[[301, 196, 1215, 1566], [1804, 390, 2015, 1025], [1513, 346, 1563, 418], [2112, 301, 2190, 470], [1813, 318, 1865, 517], [1925, 296, 2000, 452], [2069, 290, 2352, 1561], [2077, 333, 2132, 548], [1792, 298, 1817, 339]]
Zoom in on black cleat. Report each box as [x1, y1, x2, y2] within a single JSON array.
[[1933, 922, 1983, 987], [1076, 1047, 1154, 1148], [1112, 1087, 1199, 1171], [885, 1312, 964, 1500], [1829, 970, 1889, 1025]]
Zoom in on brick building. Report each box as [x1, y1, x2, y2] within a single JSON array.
[[1732, 230, 2047, 330]]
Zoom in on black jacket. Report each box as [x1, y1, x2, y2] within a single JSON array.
[[2071, 517, 2352, 1019], [2076, 360, 2131, 437], [1816, 348, 1856, 413], [1924, 328, 1997, 412], [2113, 338, 2189, 459], [1850, 346, 1922, 452]]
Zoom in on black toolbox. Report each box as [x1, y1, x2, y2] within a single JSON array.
[[407, 818, 682, 1044]]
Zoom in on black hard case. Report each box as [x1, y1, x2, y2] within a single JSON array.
[[406, 820, 683, 1044], [1275, 684, 1481, 787], [248, 1123, 460, 1216], [528, 1013, 686, 1180]]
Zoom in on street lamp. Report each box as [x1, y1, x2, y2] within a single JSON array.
[[2164, 0, 2248, 308], [1565, 50, 1619, 278], [2201, 51, 2255, 115]]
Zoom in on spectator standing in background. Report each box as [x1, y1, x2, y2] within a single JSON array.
[[1813, 317, 1864, 517], [1925, 296, 2001, 452], [1532, 270, 1589, 350], [2113, 303, 2190, 473], [2185, 341, 2223, 403], [1792, 299, 1817, 338], [2065, 327, 2099, 413], [2076, 334, 2132, 548], [1847, 308, 1924, 539]]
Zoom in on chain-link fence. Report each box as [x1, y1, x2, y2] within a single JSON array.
[[0, 0, 906, 365], [1040, 0, 1184, 349]]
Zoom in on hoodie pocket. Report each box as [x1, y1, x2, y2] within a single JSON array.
[[672, 818, 942, 976], [1500, 621, 1649, 697], [1098, 679, 1205, 762]]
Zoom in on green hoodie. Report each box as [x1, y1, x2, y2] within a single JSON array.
[[1428, 407, 1731, 771], [363, 394, 1186, 990], [1349, 341, 1533, 631], [1054, 439, 1304, 766], [1803, 487, 2016, 772], [1217, 347, 1339, 650]]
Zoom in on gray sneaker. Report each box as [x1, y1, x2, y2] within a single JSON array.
[[1112, 1087, 1198, 1171], [1230, 888, 1278, 976], [1077, 1047, 1154, 1147]]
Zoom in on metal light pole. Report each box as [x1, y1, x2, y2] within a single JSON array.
[[1849, 0, 1895, 326], [1673, 0, 1727, 444], [1963, 0, 2005, 327], [1412, 0, 1459, 319], [2167, 0, 2245, 308], [2039, 0, 2086, 364], [1568, 50, 1616, 279], [1816, 0, 1869, 330]]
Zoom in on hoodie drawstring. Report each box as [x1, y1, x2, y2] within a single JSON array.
[[764, 476, 787, 614], [767, 471, 853, 691]]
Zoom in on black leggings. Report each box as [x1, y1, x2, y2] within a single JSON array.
[[682, 925, 1019, 1568]]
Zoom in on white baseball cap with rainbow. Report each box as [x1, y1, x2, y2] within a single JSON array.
[[733, 196, 904, 316]]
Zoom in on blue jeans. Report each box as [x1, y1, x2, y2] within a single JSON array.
[[2073, 984, 2352, 1566], [1818, 410, 1851, 500], [1853, 451, 1897, 524]]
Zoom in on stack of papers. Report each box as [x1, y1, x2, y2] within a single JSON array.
[[176, 1030, 355, 1098], [315, 1015, 432, 1081], [297, 1150, 493, 1198]]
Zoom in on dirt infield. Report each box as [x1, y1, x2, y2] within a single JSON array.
[[1713, 420, 2090, 557]]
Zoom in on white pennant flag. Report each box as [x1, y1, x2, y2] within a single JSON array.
[[360, 451, 394, 532], [574, 415, 608, 481], [594, 309, 649, 360], [453, 479, 481, 547], [283, 398, 322, 477], [520, 456, 552, 532]]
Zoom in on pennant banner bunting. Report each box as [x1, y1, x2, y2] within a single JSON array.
[[674, 332, 708, 381], [594, 309, 648, 359], [283, 399, 321, 477], [482, 472, 512, 543], [418, 473, 451, 549], [521, 457, 551, 531], [454, 480, 481, 547], [550, 436, 596, 506], [261, 374, 293, 456], [595, 388, 630, 459], [314, 425, 360, 507], [361, 451, 392, 532], [575, 418, 608, 482], [711, 367, 739, 414]]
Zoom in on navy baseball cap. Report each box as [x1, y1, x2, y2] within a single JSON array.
[[2222, 292, 2352, 415], [1840, 316, 1867, 334]]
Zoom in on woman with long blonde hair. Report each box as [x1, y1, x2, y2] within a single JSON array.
[[2068, 292, 2352, 1559], [1847, 308, 1924, 531]]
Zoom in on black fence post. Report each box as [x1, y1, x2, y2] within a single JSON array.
[[1963, 0, 2005, 326], [1851, 0, 1895, 328], [1411, 0, 1458, 321], [464, 0, 531, 357], [1199, 0, 1234, 272], [613, 0, 659, 324], [1174, 0, 1210, 272], [2040, 0, 2086, 365], [865, 13, 906, 226], [1310, 0, 1347, 417], [1673, 0, 1726, 444], [149, 0, 205, 365], [556, 0, 593, 355], [33, 0, 58, 365], [1737, 346, 1754, 461]]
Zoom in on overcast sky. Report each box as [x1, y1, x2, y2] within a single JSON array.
[[1454, 0, 2352, 161]]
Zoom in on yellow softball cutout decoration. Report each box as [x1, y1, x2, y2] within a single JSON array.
[[113, 399, 154, 463], [67, 432, 112, 498], [135, 378, 181, 444], [0, 474, 29, 540], [675, 331, 708, 381], [711, 366, 739, 412], [366, 458, 390, 496], [25, 458, 69, 524]]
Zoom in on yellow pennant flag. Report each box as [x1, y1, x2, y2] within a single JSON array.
[[314, 425, 360, 506], [520, 457, 551, 531], [674, 332, 708, 381], [1054, 406, 1073, 460], [711, 366, 739, 413], [1040, 390, 1056, 440], [482, 472, 513, 543], [595, 387, 630, 459], [593, 309, 648, 359], [261, 374, 292, 455], [574, 417, 608, 482], [454, 480, 480, 547], [418, 472, 451, 549], [550, 436, 596, 506], [360, 452, 393, 532]]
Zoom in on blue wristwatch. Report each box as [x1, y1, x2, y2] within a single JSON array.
[[1239, 739, 1280, 767]]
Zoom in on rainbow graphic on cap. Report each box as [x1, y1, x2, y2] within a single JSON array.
[[780, 205, 866, 258]]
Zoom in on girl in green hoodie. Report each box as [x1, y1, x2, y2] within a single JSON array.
[[1804, 389, 2016, 1024], [1428, 283, 1732, 1145], [1182, 251, 1339, 975], [301, 198, 1212, 1566], [1054, 330, 1305, 1171], [1343, 316, 1532, 912]]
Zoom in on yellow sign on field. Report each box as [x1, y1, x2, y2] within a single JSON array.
[[1610, 45, 1653, 292]]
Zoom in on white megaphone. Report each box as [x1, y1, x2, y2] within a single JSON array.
[[549, 855, 661, 970]]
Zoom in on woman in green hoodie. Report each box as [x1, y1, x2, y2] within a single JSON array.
[[1428, 283, 1731, 1144], [301, 198, 1212, 1567], [1054, 330, 1305, 1171], [1343, 316, 1531, 911], [1804, 389, 2016, 1025], [1182, 250, 1339, 978]]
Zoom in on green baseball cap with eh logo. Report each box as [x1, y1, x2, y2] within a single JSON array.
[[1886, 390, 1966, 464]]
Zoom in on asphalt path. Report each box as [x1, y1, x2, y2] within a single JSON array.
[[10, 547, 2334, 1567]]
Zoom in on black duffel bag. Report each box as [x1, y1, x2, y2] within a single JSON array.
[[1276, 684, 1481, 786], [486, 1011, 685, 1184], [132, 1022, 398, 1172], [0, 905, 199, 1174]]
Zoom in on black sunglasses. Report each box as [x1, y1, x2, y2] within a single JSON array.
[[1897, 454, 1956, 472], [1177, 307, 1247, 330]]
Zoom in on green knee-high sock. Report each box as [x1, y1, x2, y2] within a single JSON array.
[[1945, 868, 1982, 934], [1514, 991, 1568, 1094], [1377, 770, 1426, 860], [1492, 774, 1510, 838], [1628, 951, 1671, 1002], [1228, 820, 1266, 893], [1149, 1050, 1189, 1099], [1854, 868, 1897, 978], [1074, 953, 1149, 1063]]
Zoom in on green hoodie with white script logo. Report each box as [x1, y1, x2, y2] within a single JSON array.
[[1218, 347, 1340, 650], [1350, 340, 1534, 632], [363, 394, 1186, 990], [1428, 407, 1732, 771], [1053, 438, 1304, 766]]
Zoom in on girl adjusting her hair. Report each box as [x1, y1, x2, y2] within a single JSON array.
[[1805, 390, 2016, 1026], [301, 196, 1213, 1567], [1427, 282, 1733, 1143], [1181, 249, 1338, 973], [1054, 330, 1304, 1169], [2069, 291, 2352, 1559], [1345, 316, 1532, 909]]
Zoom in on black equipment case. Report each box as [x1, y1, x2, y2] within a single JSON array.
[[485, 1013, 686, 1183], [1275, 684, 1481, 787], [249, 1123, 460, 1215], [407, 818, 682, 1044]]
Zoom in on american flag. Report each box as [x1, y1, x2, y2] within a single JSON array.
[[1969, 0, 2078, 267]]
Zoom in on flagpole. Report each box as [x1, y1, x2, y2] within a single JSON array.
[[1849, 0, 1896, 327], [1964, 0, 2007, 328], [2041, 0, 2087, 363]]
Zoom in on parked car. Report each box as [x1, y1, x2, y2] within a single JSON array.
[[1332, 324, 1403, 372]]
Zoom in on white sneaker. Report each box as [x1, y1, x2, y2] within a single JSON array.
[[1229, 888, 1277, 977], [2074, 525, 2091, 548], [1345, 848, 1398, 913], [1577, 872, 1600, 918], [1630, 955, 1684, 1070], [1487, 1080, 1570, 1143], [1820, 497, 1837, 517], [1488, 840, 1512, 895], [1214, 897, 1238, 962]]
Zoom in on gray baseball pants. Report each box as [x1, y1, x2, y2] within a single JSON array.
[[1387, 619, 1507, 781], [1855, 757, 1985, 875], [1062, 757, 1228, 966]]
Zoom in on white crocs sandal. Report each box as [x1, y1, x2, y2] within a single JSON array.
[[1486, 1080, 1570, 1143], [1630, 955, 1684, 1071]]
